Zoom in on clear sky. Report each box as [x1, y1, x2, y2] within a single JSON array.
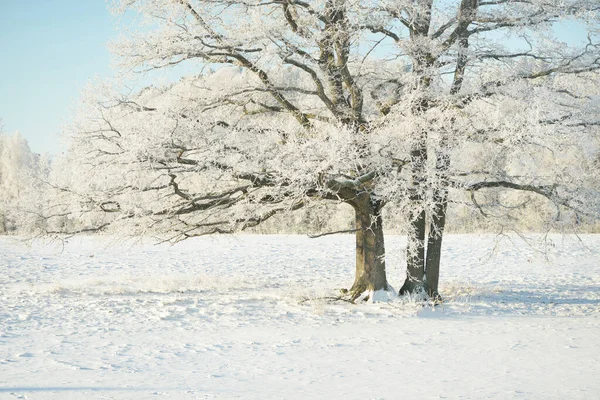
[[0, 0, 114, 155]]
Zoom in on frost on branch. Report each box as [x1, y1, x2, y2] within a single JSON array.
[[47, 70, 408, 244]]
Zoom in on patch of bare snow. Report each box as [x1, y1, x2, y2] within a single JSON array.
[[1, 234, 599, 399]]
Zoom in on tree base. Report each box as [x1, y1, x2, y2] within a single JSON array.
[[399, 278, 426, 296], [428, 291, 443, 304], [344, 283, 397, 303], [399, 279, 443, 305]]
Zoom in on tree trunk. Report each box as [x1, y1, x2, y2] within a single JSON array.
[[400, 137, 427, 295], [425, 148, 450, 299], [347, 194, 389, 301], [399, 208, 426, 294], [425, 190, 447, 299]]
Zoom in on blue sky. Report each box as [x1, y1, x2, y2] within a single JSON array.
[[0, 1, 114, 154]]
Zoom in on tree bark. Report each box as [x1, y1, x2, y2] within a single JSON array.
[[425, 149, 450, 299], [400, 208, 426, 294], [425, 190, 447, 299], [400, 136, 428, 295], [347, 194, 389, 301]]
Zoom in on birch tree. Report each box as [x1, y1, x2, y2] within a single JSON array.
[[45, 0, 600, 301]]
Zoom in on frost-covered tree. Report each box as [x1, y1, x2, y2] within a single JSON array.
[[0, 129, 48, 233], [45, 0, 600, 301]]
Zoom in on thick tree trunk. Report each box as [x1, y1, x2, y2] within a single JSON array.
[[399, 209, 426, 294], [425, 148, 450, 299], [400, 137, 427, 295], [425, 191, 447, 299], [347, 194, 389, 301]]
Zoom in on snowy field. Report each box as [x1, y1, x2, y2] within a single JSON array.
[[1, 234, 600, 399]]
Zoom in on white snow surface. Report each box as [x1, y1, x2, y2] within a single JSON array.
[[1, 234, 600, 399]]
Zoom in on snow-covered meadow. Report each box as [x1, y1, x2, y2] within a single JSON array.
[[1, 234, 600, 399]]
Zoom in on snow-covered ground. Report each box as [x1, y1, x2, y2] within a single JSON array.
[[1, 234, 599, 399]]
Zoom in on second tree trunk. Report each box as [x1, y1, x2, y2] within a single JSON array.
[[348, 194, 389, 301]]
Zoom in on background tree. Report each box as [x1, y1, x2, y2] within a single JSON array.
[[0, 128, 49, 233], [42, 0, 600, 301]]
